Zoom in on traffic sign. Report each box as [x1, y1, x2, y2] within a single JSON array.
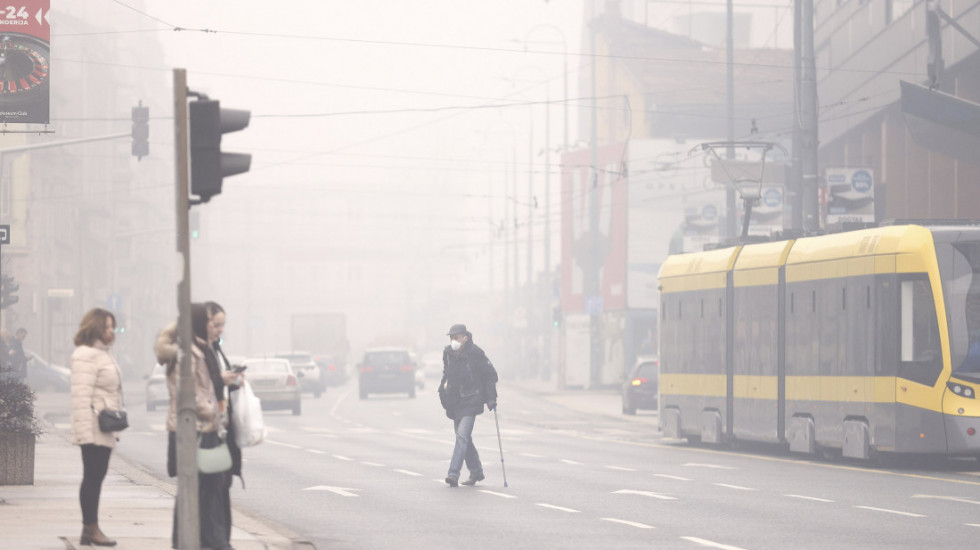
[[0, 224, 9, 245]]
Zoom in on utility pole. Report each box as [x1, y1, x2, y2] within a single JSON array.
[[791, 0, 803, 231], [799, 0, 820, 232], [588, 29, 602, 389], [173, 68, 200, 550], [725, 0, 736, 239], [527, 118, 533, 295]]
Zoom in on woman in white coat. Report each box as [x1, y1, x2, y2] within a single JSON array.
[[69, 308, 122, 547]]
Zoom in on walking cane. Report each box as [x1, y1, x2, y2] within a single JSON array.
[[493, 407, 508, 487]]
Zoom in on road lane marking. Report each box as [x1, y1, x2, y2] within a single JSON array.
[[393, 469, 423, 477], [612, 489, 676, 500], [520, 452, 546, 458], [684, 463, 736, 470], [333, 455, 354, 461], [854, 506, 925, 517], [559, 459, 583, 465], [312, 434, 338, 439], [601, 518, 654, 529], [361, 462, 385, 467], [266, 440, 303, 450], [303, 486, 359, 497], [912, 494, 980, 505], [307, 449, 327, 455], [714, 483, 757, 491], [480, 490, 517, 499], [654, 474, 692, 481], [966, 523, 980, 527], [536, 503, 580, 513], [149, 423, 166, 431], [681, 536, 747, 550], [605, 465, 637, 472], [785, 494, 834, 503]]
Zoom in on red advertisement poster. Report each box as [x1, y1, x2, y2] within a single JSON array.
[[0, 1, 50, 124]]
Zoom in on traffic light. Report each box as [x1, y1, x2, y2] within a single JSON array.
[[189, 210, 200, 240], [131, 104, 149, 159], [1, 274, 18, 309], [189, 98, 251, 203], [552, 305, 561, 327]]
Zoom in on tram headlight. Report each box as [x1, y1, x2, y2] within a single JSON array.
[[948, 381, 977, 399]]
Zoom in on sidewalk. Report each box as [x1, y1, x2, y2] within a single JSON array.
[[503, 378, 660, 426], [0, 430, 310, 550]]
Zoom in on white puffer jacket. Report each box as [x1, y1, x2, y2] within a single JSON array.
[[70, 341, 123, 448]]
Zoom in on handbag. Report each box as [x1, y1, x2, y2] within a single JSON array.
[[197, 432, 232, 474], [230, 379, 266, 447], [98, 409, 129, 432]]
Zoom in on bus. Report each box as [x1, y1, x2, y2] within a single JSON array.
[[658, 224, 980, 460]]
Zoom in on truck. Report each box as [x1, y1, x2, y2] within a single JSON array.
[[290, 313, 349, 386]]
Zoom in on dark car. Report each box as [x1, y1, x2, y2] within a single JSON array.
[[275, 352, 323, 398], [622, 357, 658, 415], [313, 354, 347, 387], [358, 347, 417, 399], [25, 350, 71, 392]]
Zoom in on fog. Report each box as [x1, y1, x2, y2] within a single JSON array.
[[1, 0, 793, 380]]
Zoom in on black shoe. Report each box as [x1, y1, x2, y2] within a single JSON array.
[[461, 473, 485, 486], [445, 475, 459, 487]]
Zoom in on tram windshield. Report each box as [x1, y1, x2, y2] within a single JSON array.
[[942, 241, 980, 377]]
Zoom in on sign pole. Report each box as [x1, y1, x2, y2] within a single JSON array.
[[173, 68, 200, 550]]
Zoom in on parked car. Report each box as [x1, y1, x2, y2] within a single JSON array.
[[313, 354, 347, 386], [145, 363, 169, 411], [243, 357, 302, 415], [622, 356, 659, 415], [358, 347, 417, 399], [25, 351, 70, 392], [420, 351, 444, 380], [275, 351, 323, 398]]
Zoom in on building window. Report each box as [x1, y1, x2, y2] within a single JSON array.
[[887, 0, 916, 24]]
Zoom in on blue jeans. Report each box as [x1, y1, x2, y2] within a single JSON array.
[[448, 415, 482, 479]]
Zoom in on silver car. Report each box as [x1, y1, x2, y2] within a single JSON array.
[[243, 358, 302, 416], [145, 364, 169, 412]]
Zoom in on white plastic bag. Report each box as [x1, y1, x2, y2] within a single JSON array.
[[230, 379, 266, 447]]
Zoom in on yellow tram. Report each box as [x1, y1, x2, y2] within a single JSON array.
[[658, 224, 980, 459]]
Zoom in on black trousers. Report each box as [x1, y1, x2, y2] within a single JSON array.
[[79, 444, 112, 525], [169, 432, 233, 550]]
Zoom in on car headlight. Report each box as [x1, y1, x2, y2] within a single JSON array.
[[948, 381, 976, 399]]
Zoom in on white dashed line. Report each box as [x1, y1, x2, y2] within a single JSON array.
[[307, 449, 327, 455], [785, 494, 834, 503], [479, 490, 517, 499], [713, 483, 757, 491], [266, 440, 302, 449], [912, 494, 980, 505], [605, 465, 637, 472], [393, 469, 423, 477], [684, 463, 736, 470], [966, 523, 980, 527], [559, 459, 583, 465], [854, 506, 925, 518], [600, 518, 654, 529], [654, 474, 692, 481], [361, 462, 385, 467], [536, 503, 580, 513], [333, 455, 354, 461], [681, 536, 748, 550], [612, 489, 677, 500], [520, 452, 546, 458]]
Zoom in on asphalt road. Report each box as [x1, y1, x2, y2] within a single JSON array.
[[39, 377, 980, 550]]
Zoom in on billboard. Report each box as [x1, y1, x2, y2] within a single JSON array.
[[0, 1, 50, 124], [825, 167, 874, 224]]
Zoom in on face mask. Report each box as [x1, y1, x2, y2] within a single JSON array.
[[450, 340, 462, 351]]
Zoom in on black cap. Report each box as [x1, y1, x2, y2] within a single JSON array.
[[447, 324, 467, 336]]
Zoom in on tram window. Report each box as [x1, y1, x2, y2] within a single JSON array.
[[867, 286, 871, 309], [718, 298, 722, 316], [701, 299, 704, 318], [790, 292, 794, 314], [679, 301, 682, 320], [812, 290, 816, 312], [842, 287, 846, 310], [900, 277, 943, 386]]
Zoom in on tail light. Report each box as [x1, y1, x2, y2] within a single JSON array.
[[328, 365, 336, 372], [286, 375, 297, 386], [399, 365, 414, 371], [360, 366, 374, 373], [631, 378, 648, 386]]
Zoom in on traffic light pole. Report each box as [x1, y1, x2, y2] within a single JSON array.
[[173, 68, 200, 550]]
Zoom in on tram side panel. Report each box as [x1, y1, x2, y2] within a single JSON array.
[[732, 281, 780, 442], [660, 286, 729, 441]]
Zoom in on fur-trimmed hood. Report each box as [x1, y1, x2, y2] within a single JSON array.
[[155, 322, 178, 367]]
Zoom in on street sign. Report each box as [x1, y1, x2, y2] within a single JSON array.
[[0, 224, 9, 245], [47, 288, 74, 298], [107, 293, 122, 311]]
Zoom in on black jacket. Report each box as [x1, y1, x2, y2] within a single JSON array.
[[439, 337, 498, 419]]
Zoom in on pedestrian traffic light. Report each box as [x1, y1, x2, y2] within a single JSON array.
[[552, 305, 561, 327], [1, 275, 18, 309], [189, 210, 200, 240], [131, 103, 149, 160], [189, 98, 251, 203]]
